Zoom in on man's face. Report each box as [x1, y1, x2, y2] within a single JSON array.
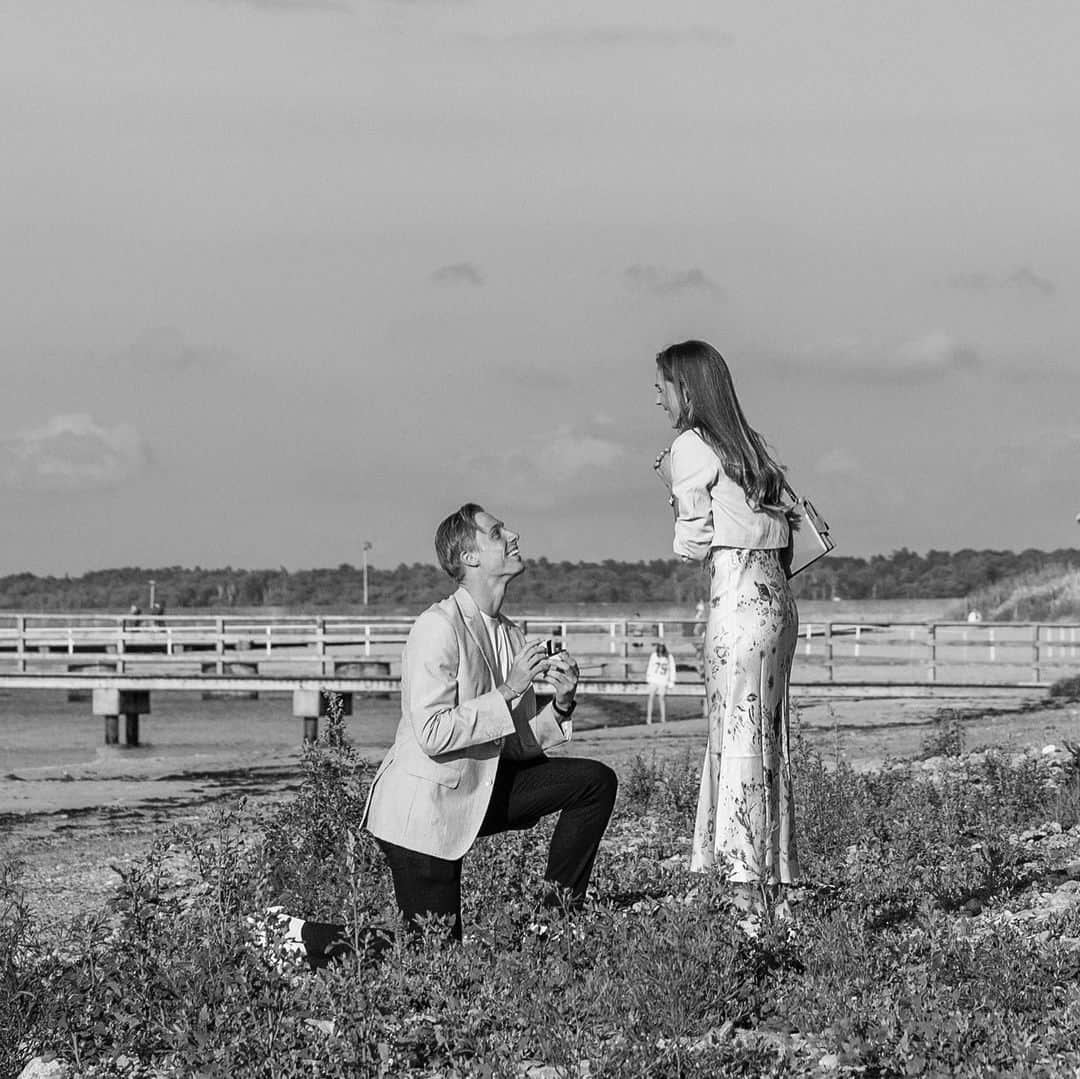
[[470, 510, 524, 579]]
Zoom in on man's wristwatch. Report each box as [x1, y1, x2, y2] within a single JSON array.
[[552, 697, 577, 719]]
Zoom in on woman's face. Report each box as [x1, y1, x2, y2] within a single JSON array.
[[655, 369, 681, 428]]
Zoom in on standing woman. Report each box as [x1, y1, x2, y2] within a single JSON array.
[[653, 340, 800, 917]]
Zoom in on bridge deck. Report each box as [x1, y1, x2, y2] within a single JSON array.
[[0, 672, 1049, 700]]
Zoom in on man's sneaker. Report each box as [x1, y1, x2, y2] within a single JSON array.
[[245, 907, 308, 973], [736, 913, 762, 939], [247, 907, 392, 971]]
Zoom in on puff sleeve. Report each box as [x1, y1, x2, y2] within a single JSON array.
[[670, 430, 718, 562]]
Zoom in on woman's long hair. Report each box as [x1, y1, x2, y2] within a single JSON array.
[[656, 340, 787, 512]]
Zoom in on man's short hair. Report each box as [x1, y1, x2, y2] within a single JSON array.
[[435, 503, 485, 581]]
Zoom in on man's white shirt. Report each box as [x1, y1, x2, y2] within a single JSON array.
[[479, 610, 511, 685]]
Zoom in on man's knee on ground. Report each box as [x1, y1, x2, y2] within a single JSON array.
[[587, 760, 619, 807]]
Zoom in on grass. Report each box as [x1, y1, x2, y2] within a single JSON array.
[[5, 702, 1080, 1077], [951, 565, 1080, 622]]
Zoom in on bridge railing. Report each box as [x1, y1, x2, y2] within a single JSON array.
[[0, 614, 1078, 687], [0, 614, 415, 675]]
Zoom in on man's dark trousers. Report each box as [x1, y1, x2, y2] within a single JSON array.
[[377, 755, 618, 940]]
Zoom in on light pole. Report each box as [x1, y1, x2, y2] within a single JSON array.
[[362, 541, 373, 606]]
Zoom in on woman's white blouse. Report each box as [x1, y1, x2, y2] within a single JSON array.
[[669, 429, 789, 562]]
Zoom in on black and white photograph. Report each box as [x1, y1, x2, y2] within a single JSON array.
[[3, 2, 1080, 1075]]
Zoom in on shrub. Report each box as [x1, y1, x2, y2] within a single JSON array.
[[917, 709, 965, 759], [620, 750, 701, 819], [6, 712, 1080, 1076], [1049, 674, 1080, 701], [0, 862, 48, 1078]]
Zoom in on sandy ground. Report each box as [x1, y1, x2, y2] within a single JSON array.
[[3, 691, 1078, 925]]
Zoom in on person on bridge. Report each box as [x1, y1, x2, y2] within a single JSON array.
[[653, 340, 801, 931], [361, 503, 618, 941]]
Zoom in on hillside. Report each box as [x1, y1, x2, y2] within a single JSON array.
[[948, 564, 1080, 621]]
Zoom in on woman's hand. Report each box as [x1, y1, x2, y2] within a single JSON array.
[[653, 448, 673, 489]]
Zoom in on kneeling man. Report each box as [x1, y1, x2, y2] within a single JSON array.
[[362, 503, 618, 940]]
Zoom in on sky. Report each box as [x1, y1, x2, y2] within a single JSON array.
[[2, 1, 1079, 575]]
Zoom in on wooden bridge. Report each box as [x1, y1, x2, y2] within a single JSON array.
[[1, 612, 1075, 745]]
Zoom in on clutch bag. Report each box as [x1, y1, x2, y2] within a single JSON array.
[[783, 483, 835, 578]]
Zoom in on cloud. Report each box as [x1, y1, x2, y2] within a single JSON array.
[[0, 414, 152, 492], [948, 272, 993, 291], [482, 362, 572, 393], [623, 265, 722, 298], [117, 328, 232, 373], [458, 427, 627, 510], [801, 330, 981, 383], [542, 431, 625, 478], [948, 265, 1056, 297], [891, 331, 980, 376], [430, 262, 486, 287], [204, 0, 351, 12], [1007, 267, 1056, 297], [502, 26, 734, 48]]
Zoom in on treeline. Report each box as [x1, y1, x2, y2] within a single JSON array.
[[2, 547, 1080, 611]]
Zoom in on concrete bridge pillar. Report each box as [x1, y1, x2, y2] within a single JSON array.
[[292, 689, 352, 743], [93, 688, 151, 747]]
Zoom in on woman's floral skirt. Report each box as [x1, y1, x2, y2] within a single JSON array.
[[691, 547, 800, 884]]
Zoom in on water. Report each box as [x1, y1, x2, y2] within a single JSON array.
[[0, 598, 1016, 779], [508, 597, 957, 625], [0, 689, 402, 778]]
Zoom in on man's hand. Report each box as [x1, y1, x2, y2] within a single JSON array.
[[544, 650, 579, 712], [501, 639, 550, 700]]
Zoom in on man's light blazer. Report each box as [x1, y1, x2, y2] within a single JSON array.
[[362, 587, 572, 860]]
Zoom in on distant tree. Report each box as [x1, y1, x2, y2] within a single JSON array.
[[2, 548, 1080, 611]]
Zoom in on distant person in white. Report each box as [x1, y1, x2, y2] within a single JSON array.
[[644, 642, 676, 725]]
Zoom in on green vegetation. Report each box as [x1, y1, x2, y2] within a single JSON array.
[[3, 547, 1080, 612], [945, 564, 1080, 623], [1049, 674, 1080, 703], [6, 706, 1080, 1076]]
